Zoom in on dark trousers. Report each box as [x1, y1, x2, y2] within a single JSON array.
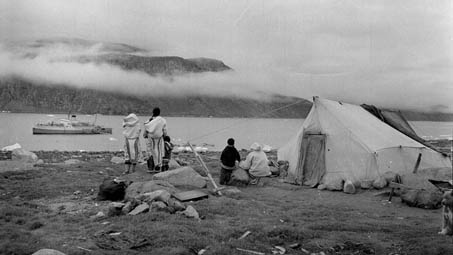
[[147, 156, 154, 171], [219, 168, 233, 185]]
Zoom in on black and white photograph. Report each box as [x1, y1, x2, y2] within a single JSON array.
[[0, 0, 452, 254]]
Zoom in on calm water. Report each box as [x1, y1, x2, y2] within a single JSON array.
[[0, 113, 452, 151]]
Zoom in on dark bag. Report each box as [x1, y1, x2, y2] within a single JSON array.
[[97, 179, 126, 201]]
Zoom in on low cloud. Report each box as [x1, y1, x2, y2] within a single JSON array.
[[0, 42, 286, 101], [0, 38, 452, 113]]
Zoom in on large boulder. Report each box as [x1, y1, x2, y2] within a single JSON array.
[[125, 180, 177, 200], [11, 148, 38, 163], [153, 167, 207, 188]]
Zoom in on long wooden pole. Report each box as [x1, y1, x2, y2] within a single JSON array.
[[187, 143, 222, 196]]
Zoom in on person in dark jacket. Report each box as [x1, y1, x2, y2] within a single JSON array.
[[219, 138, 241, 185]]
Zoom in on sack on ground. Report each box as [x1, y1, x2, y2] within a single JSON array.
[[97, 179, 127, 201]]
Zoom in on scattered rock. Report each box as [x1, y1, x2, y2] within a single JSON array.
[[153, 167, 207, 188], [128, 203, 150, 215], [317, 184, 327, 190], [121, 201, 133, 214], [174, 157, 188, 166], [373, 176, 388, 189], [35, 159, 45, 164], [383, 171, 397, 183], [32, 249, 66, 255], [325, 179, 344, 191], [360, 180, 373, 189], [108, 202, 125, 217], [64, 159, 82, 165], [343, 180, 356, 194], [12, 148, 38, 163], [277, 160, 289, 178], [110, 156, 124, 164], [93, 211, 105, 218], [177, 205, 200, 219], [167, 198, 186, 212], [150, 201, 168, 211]]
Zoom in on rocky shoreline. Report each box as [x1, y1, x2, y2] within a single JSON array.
[[29, 139, 450, 163]]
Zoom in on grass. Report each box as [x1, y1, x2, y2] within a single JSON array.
[[0, 151, 452, 254]]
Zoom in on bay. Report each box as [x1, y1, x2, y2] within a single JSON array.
[[0, 113, 451, 152]]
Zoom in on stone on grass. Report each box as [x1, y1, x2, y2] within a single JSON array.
[[150, 201, 168, 212], [92, 211, 106, 218], [153, 167, 207, 188], [178, 205, 199, 219], [110, 156, 124, 164], [317, 184, 327, 190], [137, 190, 171, 204], [121, 201, 133, 214], [372, 176, 388, 189], [32, 249, 66, 255], [108, 202, 125, 216], [64, 159, 82, 165], [128, 203, 149, 215], [343, 180, 356, 194], [383, 171, 397, 183], [360, 180, 373, 189], [36, 159, 44, 164], [125, 180, 177, 200], [167, 198, 186, 212], [12, 148, 38, 163], [325, 179, 344, 191]]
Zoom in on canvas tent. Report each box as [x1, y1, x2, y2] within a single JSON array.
[[278, 97, 451, 189]]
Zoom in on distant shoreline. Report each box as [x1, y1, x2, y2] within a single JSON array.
[[2, 111, 453, 122]]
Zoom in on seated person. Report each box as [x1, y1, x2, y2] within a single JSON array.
[[239, 142, 271, 183]]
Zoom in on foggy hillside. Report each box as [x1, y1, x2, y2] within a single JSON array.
[[0, 38, 452, 120]]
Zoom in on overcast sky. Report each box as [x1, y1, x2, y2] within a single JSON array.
[[0, 0, 452, 112]]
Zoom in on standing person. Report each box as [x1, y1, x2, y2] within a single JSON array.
[[240, 142, 271, 184], [162, 135, 174, 171], [219, 138, 241, 185], [122, 113, 141, 174], [144, 107, 167, 172]]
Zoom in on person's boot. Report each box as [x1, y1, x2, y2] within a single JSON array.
[[123, 163, 131, 174], [131, 163, 136, 173]]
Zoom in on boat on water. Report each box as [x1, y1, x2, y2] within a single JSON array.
[[32, 114, 112, 135]]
